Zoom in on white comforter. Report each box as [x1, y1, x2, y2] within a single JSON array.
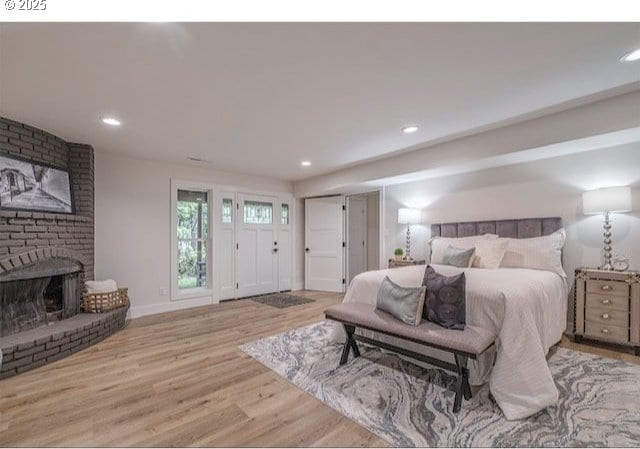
[[330, 264, 568, 420]]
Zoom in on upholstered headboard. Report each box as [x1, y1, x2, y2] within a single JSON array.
[[430, 217, 562, 239]]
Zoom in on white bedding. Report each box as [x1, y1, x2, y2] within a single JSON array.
[[329, 264, 568, 420]]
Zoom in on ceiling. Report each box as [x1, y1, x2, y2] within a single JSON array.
[[1, 23, 639, 181]]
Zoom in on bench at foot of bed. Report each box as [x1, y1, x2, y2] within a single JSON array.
[[325, 302, 496, 413]]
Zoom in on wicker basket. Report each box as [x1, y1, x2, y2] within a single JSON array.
[[82, 288, 129, 313]]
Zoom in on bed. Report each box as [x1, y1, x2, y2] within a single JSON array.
[[329, 217, 569, 420]]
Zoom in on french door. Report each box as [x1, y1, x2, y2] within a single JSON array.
[[236, 193, 279, 297]]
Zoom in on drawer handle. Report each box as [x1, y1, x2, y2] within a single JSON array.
[[601, 285, 612, 291], [601, 328, 609, 334], [601, 313, 610, 320], [602, 299, 611, 305]]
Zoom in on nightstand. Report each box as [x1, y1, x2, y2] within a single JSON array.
[[388, 259, 426, 269], [574, 268, 640, 356]]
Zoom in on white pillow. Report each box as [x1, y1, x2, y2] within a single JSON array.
[[472, 239, 509, 268], [500, 229, 566, 277], [429, 234, 498, 264]]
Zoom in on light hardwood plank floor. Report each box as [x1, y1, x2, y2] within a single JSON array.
[[1, 290, 638, 447]]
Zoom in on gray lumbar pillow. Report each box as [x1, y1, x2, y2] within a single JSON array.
[[422, 265, 466, 330], [376, 276, 426, 326], [442, 245, 475, 268]]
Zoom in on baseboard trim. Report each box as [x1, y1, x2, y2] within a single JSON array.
[[129, 296, 218, 318]]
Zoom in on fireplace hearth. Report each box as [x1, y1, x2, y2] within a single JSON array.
[[0, 258, 82, 337]]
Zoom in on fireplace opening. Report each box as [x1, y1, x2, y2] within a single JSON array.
[[0, 258, 82, 337], [44, 275, 64, 321]]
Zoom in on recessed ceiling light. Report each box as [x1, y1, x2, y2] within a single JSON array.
[[402, 125, 419, 134], [301, 161, 312, 167], [620, 48, 640, 62], [101, 117, 121, 126]]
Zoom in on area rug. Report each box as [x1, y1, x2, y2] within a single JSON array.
[[239, 321, 640, 447], [248, 293, 315, 309]]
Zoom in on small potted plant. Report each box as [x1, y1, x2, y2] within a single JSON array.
[[394, 248, 404, 261]]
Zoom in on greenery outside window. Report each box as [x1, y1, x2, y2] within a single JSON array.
[[177, 189, 208, 290], [281, 203, 289, 225]]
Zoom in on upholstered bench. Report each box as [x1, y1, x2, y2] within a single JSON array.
[[325, 302, 496, 413]]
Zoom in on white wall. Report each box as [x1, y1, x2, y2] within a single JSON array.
[[384, 143, 640, 276], [94, 152, 292, 317], [293, 197, 305, 290]]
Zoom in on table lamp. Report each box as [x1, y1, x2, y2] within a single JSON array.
[[397, 208, 421, 260], [582, 186, 632, 270]]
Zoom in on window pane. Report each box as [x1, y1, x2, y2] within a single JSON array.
[[222, 198, 233, 224], [177, 240, 207, 289], [177, 189, 208, 239], [281, 203, 289, 225], [177, 188, 208, 292], [244, 200, 272, 224]]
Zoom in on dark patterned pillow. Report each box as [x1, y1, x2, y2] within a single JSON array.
[[422, 265, 466, 330]]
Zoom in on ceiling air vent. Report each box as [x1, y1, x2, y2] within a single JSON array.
[[186, 156, 212, 164]]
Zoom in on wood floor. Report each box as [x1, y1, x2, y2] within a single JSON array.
[[1, 290, 639, 447]]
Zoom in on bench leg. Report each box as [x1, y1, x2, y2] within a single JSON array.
[[453, 354, 472, 413], [350, 334, 361, 358], [339, 324, 359, 366]]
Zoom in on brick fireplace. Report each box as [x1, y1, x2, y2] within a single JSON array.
[[0, 116, 94, 281], [0, 116, 124, 379]]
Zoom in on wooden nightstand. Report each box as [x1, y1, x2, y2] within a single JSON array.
[[388, 259, 426, 269], [574, 268, 640, 356]]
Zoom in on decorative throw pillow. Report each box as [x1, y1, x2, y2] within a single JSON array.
[[442, 246, 475, 268], [472, 238, 509, 269], [422, 265, 466, 330], [500, 228, 566, 277], [429, 234, 498, 264], [376, 276, 426, 326]]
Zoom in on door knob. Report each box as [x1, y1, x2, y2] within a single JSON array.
[[305, 248, 310, 252], [273, 248, 279, 253]]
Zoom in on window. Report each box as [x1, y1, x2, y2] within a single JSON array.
[[177, 189, 208, 290], [281, 203, 289, 225], [244, 200, 272, 224], [222, 198, 233, 223]]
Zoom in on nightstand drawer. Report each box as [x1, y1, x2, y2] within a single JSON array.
[[586, 294, 629, 312], [584, 321, 629, 344], [586, 279, 628, 297], [585, 307, 629, 328]]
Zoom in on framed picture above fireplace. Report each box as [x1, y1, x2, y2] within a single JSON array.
[[0, 152, 74, 214]]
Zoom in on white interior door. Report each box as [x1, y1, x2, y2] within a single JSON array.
[[347, 196, 367, 284], [216, 191, 236, 300], [237, 193, 278, 297], [305, 196, 345, 292]]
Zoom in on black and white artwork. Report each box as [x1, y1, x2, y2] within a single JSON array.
[[0, 154, 73, 214]]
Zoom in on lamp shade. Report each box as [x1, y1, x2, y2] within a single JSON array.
[[582, 186, 632, 215], [398, 208, 421, 224]]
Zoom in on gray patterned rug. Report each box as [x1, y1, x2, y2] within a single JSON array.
[[240, 321, 640, 447], [248, 293, 315, 308]]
